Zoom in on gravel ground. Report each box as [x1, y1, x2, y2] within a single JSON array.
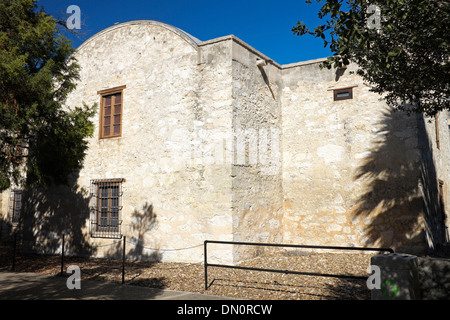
[[0, 245, 373, 300]]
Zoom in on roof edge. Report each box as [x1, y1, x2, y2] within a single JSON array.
[[76, 20, 202, 52]]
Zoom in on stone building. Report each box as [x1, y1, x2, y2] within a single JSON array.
[[1, 20, 449, 264]]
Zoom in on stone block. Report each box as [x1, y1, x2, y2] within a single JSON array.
[[370, 253, 421, 300]]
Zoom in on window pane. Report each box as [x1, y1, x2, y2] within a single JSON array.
[[100, 218, 107, 227], [114, 115, 120, 125], [111, 197, 118, 207], [111, 186, 119, 196], [337, 92, 350, 98], [110, 219, 118, 227], [114, 105, 121, 115], [104, 106, 111, 116], [101, 198, 108, 208], [104, 126, 110, 136], [111, 208, 118, 217], [104, 116, 111, 126], [100, 187, 108, 197], [113, 125, 120, 135], [114, 93, 121, 104], [104, 96, 112, 106]]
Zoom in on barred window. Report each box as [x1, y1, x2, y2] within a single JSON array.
[[90, 179, 124, 238], [9, 190, 22, 224]]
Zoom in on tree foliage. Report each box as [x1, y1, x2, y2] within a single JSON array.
[[0, 0, 95, 191], [293, 0, 449, 116]]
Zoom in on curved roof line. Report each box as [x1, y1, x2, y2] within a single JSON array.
[[76, 20, 202, 52]]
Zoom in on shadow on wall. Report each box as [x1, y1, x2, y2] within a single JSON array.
[[352, 108, 445, 254], [103, 202, 161, 262], [20, 173, 94, 257], [417, 113, 449, 252], [19, 174, 162, 262]]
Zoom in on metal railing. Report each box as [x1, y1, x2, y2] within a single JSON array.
[[203, 240, 394, 290], [3, 232, 129, 284]]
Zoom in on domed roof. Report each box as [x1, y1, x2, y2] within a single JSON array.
[[77, 20, 202, 51]]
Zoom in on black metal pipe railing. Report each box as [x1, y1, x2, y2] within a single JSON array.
[[204, 240, 394, 290]]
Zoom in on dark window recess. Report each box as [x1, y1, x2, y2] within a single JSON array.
[[90, 178, 125, 238], [9, 190, 22, 224], [333, 87, 353, 101]]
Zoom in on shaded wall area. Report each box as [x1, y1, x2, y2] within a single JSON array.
[[417, 112, 450, 252], [20, 175, 94, 257], [5, 177, 162, 263], [352, 109, 424, 253], [352, 109, 449, 255]]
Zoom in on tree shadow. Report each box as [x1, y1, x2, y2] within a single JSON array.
[[20, 172, 95, 257], [103, 202, 161, 262], [352, 108, 445, 254], [0, 271, 167, 300]]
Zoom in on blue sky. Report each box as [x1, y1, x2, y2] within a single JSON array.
[[37, 0, 332, 65]]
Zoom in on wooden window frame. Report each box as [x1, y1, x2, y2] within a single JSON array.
[[333, 87, 353, 101], [329, 85, 357, 101], [97, 85, 126, 139], [90, 178, 125, 238]]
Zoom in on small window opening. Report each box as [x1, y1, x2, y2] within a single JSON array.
[[333, 87, 353, 101]]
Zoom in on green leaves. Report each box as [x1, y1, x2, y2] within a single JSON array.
[[293, 0, 450, 116], [0, 0, 94, 191]]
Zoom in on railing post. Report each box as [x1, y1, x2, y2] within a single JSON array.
[[204, 240, 208, 290], [122, 236, 126, 285], [60, 233, 65, 277], [11, 232, 17, 272]]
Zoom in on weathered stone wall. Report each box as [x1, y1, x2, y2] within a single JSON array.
[[13, 21, 450, 264], [0, 191, 13, 240], [194, 36, 235, 263], [23, 21, 238, 264], [417, 256, 450, 299], [280, 61, 427, 253], [229, 39, 283, 262], [418, 110, 450, 250]]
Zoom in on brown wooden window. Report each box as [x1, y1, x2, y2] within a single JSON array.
[[90, 178, 125, 238], [97, 86, 126, 139], [333, 87, 353, 101]]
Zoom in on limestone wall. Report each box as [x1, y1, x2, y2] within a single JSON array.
[[11, 21, 450, 264], [229, 39, 284, 261], [280, 61, 427, 253], [418, 110, 450, 250], [23, 21, 237, 264]]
